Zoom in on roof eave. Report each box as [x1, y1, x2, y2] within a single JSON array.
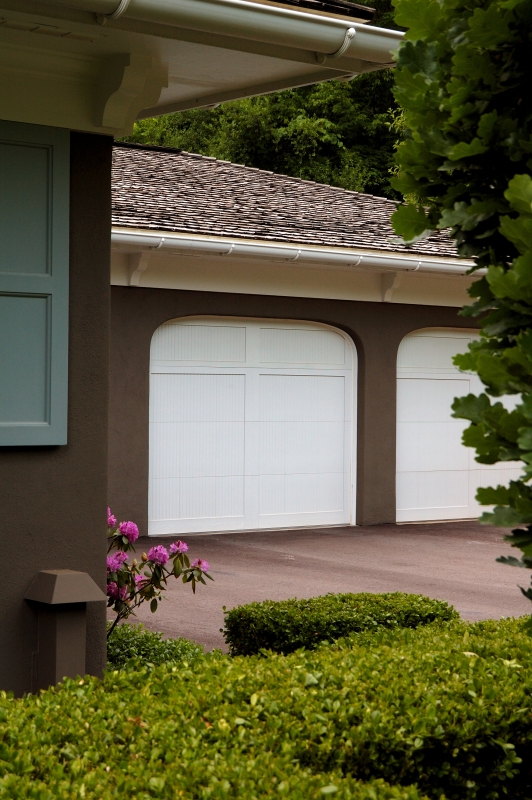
[[111, 227, 475, 277]]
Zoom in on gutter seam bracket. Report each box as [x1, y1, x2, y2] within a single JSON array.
[[96, 0, 131, 25], [316, 27, 355, 65]]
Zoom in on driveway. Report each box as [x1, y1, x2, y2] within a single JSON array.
[[119, 521, 531, 651]]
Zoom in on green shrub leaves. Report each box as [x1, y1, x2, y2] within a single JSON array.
[[2, 620, 532, 798], [106, 623, 203, 670], [223, 593, 458, 656]]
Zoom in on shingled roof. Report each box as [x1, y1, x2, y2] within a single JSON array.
[[112, 143, 458, 259]]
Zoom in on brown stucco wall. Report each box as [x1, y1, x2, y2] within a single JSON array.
[[0, 132, 112, 695], [109, 287, 479, 533]]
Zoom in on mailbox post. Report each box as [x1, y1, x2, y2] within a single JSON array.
[[25, 570, 106, 691]]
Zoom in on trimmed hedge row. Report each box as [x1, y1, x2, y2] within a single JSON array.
[[1, 619, 532, 798], [0, 757, 425, 800], [222, 592, 459, 655], [106, 623, 203, 670]]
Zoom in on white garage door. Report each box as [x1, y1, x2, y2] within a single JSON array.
[[149, 318, 355, 535], [396, 329, 522, 522]]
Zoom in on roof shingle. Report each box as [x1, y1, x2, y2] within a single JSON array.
[[112, 143, 458, 259]]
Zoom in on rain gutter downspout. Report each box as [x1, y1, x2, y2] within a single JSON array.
[[111, 230, 475, 276], [41, 0, 404, 63]]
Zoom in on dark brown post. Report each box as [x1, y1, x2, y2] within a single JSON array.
[[25, 570, 106, 691]]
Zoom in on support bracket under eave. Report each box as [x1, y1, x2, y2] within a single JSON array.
[[95, 53, 168, 134], [128, 251, 151, 286], [381, 271, 402, 302]]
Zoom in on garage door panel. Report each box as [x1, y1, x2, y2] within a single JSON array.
[[397, 469, 469, 514], [397, 505, 470, 523], [471, 465, 523, 501], [398, 335, 471, 371], [258, 474, 284, 515], [149, 477, 181, 521], [315, 471, 345, 512], [285, 472, 342, 514], [259, 327, 345, 365], [258, 421, 344, 475], [397, 421, 468, 472], [179, 476, 245, 519], [152, 323, 246, 363], [259, 374, 345, 422], [150, 373, 245, 422], [150, 514, 247, 536], [259, 472, 344, 516], [397, 378, 469, 422], [150, 421, 245, 479], [149, 476, 245, 522]]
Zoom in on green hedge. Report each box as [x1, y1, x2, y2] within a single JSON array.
[[1, 619, 532, 798], [106, 623, 203, 670], [0, 758, 425, 800], [222, 592, 459, 655]]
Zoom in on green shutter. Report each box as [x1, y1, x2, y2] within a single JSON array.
[[0, 121, 69, 445]]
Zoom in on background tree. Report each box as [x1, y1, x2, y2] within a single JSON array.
[[391, 0, 532, 611], [121, 0, 401, 197]]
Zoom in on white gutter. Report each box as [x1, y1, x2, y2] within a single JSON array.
[[111, 230, 475, 276], [43, 0, 403, 63]]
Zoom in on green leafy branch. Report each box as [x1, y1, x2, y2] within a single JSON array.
[[392, 0, 532, 614]]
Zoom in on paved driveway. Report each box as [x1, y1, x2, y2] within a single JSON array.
[[120, 521, 531, 651]]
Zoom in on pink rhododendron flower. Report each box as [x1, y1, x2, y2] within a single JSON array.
[[134, 574, 147, 587], [169, 540, 188, 555], [107, 551, 128, 572], [118, 520, 139, 542], [107, 582, 127, 600], [147, 545, 169, 566], [107, 507, 117, 529], [191, 558, 210, 572]]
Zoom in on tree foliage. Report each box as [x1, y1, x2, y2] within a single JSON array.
[[121, 1, 401, 197], [391, 0, 532, 609]]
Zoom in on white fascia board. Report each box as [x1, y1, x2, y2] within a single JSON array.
[[111, 228, 475, 276], [40, 0, 403, 63]]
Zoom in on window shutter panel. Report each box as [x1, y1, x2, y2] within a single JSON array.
[[0, 121, 69, 445]]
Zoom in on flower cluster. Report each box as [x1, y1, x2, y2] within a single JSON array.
[[147, 545, 169, 566], [170, 540, 188, 555], [107, 551, 128, 573], [107, 507, 117, 528], [119, 520, 139, 543], [106, 509, 213, 637]]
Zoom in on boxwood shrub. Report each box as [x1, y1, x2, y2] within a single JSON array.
[[222, 592, 459, 655], [1, 619, 532, 798], [106, 623, 203, 670]]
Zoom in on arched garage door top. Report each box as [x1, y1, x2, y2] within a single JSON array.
[[149, 317, 356, 535]]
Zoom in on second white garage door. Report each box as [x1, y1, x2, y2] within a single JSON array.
[[397, 328, 521, 522], [149, 318, 355, 535]]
